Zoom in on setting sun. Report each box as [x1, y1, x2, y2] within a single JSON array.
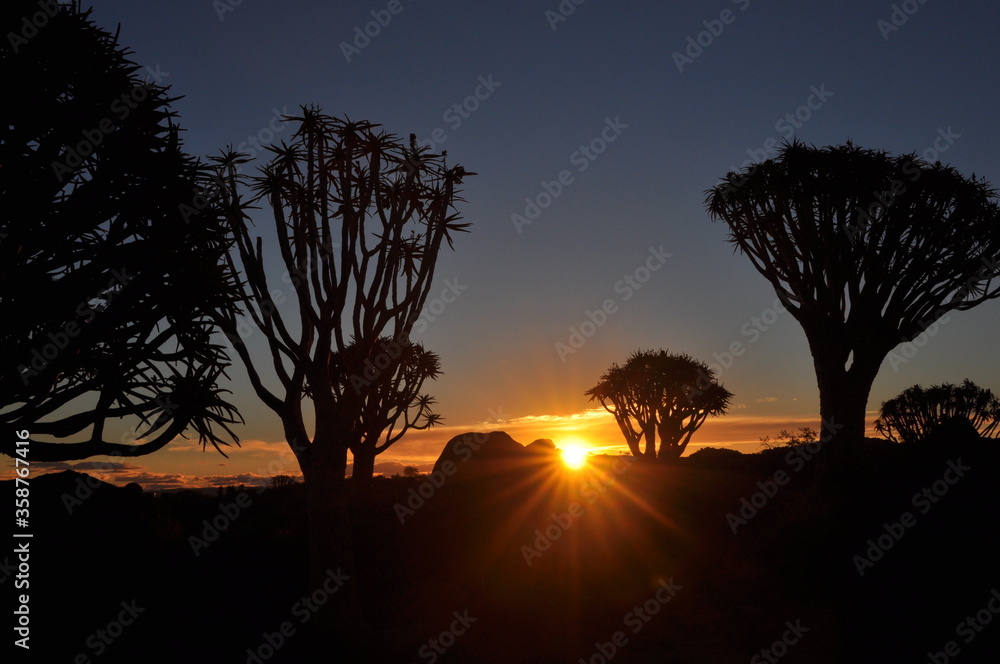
[[560, 443, 589, 469]]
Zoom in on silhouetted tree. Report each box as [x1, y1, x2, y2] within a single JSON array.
[[269, 474, 297, 489], [329, 336, 441, 488], [875, 379, 1000, 443], [402, 465, 420, 478], [214, 109, 471, 641], [759, 427, 819, 450], [586, 349, 732, 461], [1, 1, 242, 461], [706, 141, 1000, 451]]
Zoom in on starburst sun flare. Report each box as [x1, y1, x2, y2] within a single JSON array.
[[560, 442, 589, 469]]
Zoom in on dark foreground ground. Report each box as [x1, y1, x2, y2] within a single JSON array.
[[7, 428, 1000, 663]]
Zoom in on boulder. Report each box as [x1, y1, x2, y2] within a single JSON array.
[[432, 431, 532, 479], [525, 438, 558, 455]]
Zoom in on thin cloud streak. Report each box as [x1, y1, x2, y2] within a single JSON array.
[[3, 411, 884, 490]]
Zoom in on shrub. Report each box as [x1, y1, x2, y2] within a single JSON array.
[[874, 380, 1000, 444]]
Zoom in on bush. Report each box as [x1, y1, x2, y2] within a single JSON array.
[[758, 427, 819, 449], [874, 379, 1000, 444]]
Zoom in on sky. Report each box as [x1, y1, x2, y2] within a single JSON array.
[[8, 0, 1000, 490]]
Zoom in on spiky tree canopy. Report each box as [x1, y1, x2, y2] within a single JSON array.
[[215, 107, 471, 473], [214, 108, 472, 628], [707, 141, 1000, 349], [329, 336, 442, 458], [705, 141, 1000, 445], [1, 1, 242, 461], [875, 379, 1000, 443], [586, 349, 732, 460]]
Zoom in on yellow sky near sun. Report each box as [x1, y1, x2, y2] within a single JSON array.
[[3, 408, 883, 490]]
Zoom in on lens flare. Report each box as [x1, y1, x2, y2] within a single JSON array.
[[561, 444, 589, 469]]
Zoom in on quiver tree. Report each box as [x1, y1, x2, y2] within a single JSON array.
[[213, 107, 471, 635], [706, 141, 1000, 450], [1, 1, 242, 461], [330, 336, 442, 487], [586, 349, 732, 461], [875, 379, 1000, 443]]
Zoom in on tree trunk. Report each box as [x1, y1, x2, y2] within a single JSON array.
[[298, 439, 369, 654], [642, 420, 657, 461], [350, 446, 375, 501], [655, 423, 680, 462], [809, 335, 883, 463]]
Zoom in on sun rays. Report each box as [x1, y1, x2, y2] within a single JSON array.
[[560, 443, 589, 469]]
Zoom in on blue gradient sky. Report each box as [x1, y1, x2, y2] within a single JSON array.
[[17, 0, 1000, 488]]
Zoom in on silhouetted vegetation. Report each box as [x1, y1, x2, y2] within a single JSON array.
[[706, 141, 1000, 451], [586, 349, 732, 461], [13, 423, 1000, 663], [1, 0, 242, 462], [875, 379, 1000, 443], [759, 426, 819, 449], [329, 336, 443, 485], [212, 110, 473, 648], [7, 7, 1000, 663], [269, 474, 298, 490]]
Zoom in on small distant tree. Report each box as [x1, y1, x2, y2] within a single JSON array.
[[402, 466, 420, 478], [759, 427, 819, 450], [269, 475, 297, 489], [875, 379, 1000, 443], [586, 349, 733, 461]]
